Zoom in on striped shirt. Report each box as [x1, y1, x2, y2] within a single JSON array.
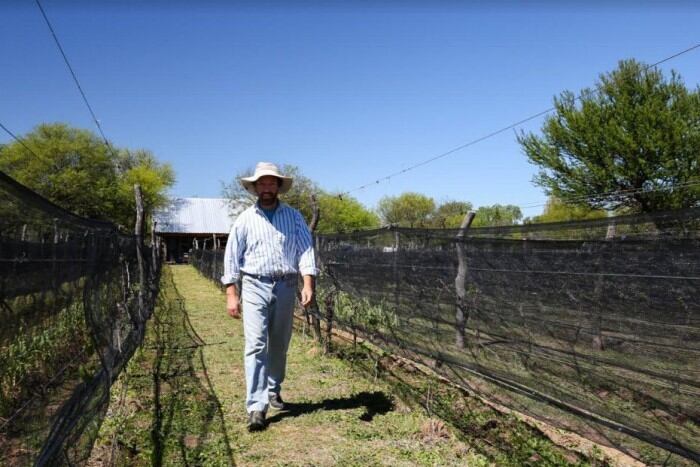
[[221, 202, 317, 285]]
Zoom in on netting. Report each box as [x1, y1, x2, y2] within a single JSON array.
[[190, 249, 225, 290], [188, 209, 700, 463], [317, 208, 700, 464], [0, 171, 160, 466]]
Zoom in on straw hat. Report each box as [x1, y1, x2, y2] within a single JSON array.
[[240, 162, 293, 195]]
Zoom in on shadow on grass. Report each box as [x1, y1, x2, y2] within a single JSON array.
[[328, 341, 597, 466], [149, 271, 235, 467], [266, 391, 394, 425]]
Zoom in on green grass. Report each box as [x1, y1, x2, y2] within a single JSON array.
[[91, 265, 488, 466], [91, 265, 622, 466]]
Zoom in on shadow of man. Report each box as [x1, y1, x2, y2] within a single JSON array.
[[266, 391, 394, 425]]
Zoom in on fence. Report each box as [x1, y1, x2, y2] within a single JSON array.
[[0, 171, 160, 466], [191, 208, 700, 463]]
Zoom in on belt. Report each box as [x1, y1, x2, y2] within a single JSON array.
[[242, 272, 297, 282]]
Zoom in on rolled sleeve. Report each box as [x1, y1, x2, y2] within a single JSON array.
[[221, 221, 245, 285], [296, 213, 318, 276]]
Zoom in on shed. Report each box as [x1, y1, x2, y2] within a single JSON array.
[[154, 197, 249, 263]]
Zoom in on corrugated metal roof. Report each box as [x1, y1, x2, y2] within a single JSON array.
[[154, 198, 250, 234]]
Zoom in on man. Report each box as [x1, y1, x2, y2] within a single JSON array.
[[221, 162, 317, 432]]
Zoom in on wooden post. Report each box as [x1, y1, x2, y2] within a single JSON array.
[[151, 219, 158, 282], [605, 221, 616, 240], [393, 227, 400, 314], [592, 220, 616, 351], [306, 193, 324, 345], [134, 184, 146, 321], [324, 289, 335, 354], [51, 218, 59, 289], [213, 233, 217, 250], [455, 211, 476, 349], [309, 193, 320, 232]]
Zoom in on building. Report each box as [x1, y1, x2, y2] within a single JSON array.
[[154, 197, 248, 263]]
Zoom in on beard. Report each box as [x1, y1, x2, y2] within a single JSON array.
[[258, 192, 278, 206]]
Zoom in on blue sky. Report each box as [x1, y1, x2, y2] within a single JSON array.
[[2, 1, 699, 216]]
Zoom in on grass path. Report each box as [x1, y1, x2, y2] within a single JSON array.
[[91, 265, 492, 466], [90, 265, 638, 466]]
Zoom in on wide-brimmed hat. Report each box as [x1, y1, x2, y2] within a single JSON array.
[[240, 162, 293, 195]]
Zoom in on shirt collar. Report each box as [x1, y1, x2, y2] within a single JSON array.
[[254, 200, 284, 214]]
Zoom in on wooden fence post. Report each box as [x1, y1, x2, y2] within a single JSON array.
[[393, 227, 400, 314], [134, 184, 146, 322], [592, 220, 617, 350], [151, 219, 159, 289], [324, 288, 335, 354], [455, 211, 476, 349], [304, 194, 324, 345]]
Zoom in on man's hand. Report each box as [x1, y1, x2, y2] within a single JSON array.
[[300, 275, 315, 308], [226, 284, 241, 319]]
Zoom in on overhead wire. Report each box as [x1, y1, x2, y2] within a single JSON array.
[[0, 121, 42, 159], [516, 180, 700, 212], [34, 0, 117, 157], [340, 43, 700, 199]]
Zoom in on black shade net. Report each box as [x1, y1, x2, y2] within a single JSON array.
[[316, 208, 700, 463], [187, 208, 700, 464], [0, 171, 160, 466]]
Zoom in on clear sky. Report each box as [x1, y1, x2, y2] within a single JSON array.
[[2, 1, 699, 216]]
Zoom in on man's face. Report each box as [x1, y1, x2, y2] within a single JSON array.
[[255, 175, 280, 203]]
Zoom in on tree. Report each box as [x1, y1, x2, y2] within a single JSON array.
[[222, 164, 320, 222], [316, 193, 380, 234], [114, 149, 175, 229], [222, 165, 379, 233], [0, 123, 175, 228], [432, 200, 473, 228], [377, 192, 436, 228], [472, 204, 522, 227], [527, 197, 607, 224], [518, 59, 700, 213]]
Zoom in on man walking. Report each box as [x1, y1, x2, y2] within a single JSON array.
[[221, 162, 317, 432]]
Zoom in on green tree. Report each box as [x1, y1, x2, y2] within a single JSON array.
[[527, 197, 607, 224], [518, 59, 700, 213], [277, 165, 322, 223], [0, 123, 175, 228], [432, 200, 473, 228], [317, 193, 380, 234], [222, 165, 379, 233], [472, 204, 522, 227], [115, 149, 175, 229], [222, 164, 321, 222], [377, 192, 436, 227]]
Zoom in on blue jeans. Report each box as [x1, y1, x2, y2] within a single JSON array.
[[241, 274, 297, 413]]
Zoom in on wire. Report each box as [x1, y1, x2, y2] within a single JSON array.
[[0, 121, 42, 159], [326, 261, 700, 281], [35, 0, 117, 156], [517, 180, 700, 211], [341, 43, 700, 197]]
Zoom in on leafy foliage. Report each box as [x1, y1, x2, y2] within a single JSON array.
[[0, 123, 174, 228], [519, 59, 700, 213], [526, 197, 607, 224], [432, 200, 473, 228], [222, 164, 379, 233], [316, 193, 380, 233], [377, 192, 436, 227], [471, 204, 522, 227]]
